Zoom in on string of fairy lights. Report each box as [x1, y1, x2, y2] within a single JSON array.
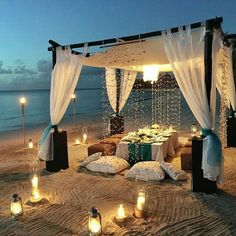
[[219, 45, 229, 148]]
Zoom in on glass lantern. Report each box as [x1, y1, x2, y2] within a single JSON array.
[[191, 123, 197, 138], [134, 174, 148, 218], [28, 139, 34, 149], [82, 126, 88, 144], [116, 204, 127, 222], [10, 193, 23, 220], [88, 207, 102, 236], [30, 158, 42, 203]]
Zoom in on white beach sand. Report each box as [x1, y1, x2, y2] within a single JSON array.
[[0, 124, 235, 235]]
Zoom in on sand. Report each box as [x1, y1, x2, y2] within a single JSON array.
[[0, 125, 235, 236]]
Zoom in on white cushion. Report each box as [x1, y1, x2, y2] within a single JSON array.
[[125, 161, 165, 181], [86, 156, 130, 174], [160, 161, 188, 180], [80, 152, 103, 167]]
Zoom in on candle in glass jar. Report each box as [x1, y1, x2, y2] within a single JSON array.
[[31, 175, 38, 189], [116, 204, 127, 222]]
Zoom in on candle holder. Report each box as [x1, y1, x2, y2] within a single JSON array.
[[115, 204, 127, 223], [82, 126, 88, 144], [88, 207, 102, 236], [10, 193, 23, 220], [30, 158, 42, 203], [28, 139, 34, 149], [19, 97, 26, 145], [134, 175, 148, 218]]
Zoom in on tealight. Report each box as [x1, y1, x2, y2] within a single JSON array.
[[116, 204, 127, 222]]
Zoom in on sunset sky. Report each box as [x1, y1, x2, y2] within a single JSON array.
[[0, 0, 235, 90]]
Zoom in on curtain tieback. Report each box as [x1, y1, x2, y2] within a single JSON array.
[[201, 128, 222, 166]]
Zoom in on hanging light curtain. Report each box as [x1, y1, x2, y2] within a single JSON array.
[[162, 26, 223, 183], [216, 44, 236, 111], [105, 68, 137, 113], [119, 70, 137, 112], [39, 47, 84, 160]]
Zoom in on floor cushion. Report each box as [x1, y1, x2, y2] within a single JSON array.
[[80, 152, 103, 167], [88, 143, 116, 156], [86, 155, 130, 174], [160, 161, 188, 180], [125, 161, 165, 181]]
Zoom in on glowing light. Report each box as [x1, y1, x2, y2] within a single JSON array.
[[28, 139, 34, 149], [82, 133, 88, 144], [19, 97, 26, 104], [10, 194, 23, 219], [116, 204, 127, 222], [71, 94, 76, 99], [143, 65, 159, 83], [135, 190, 146, 218], [75, 138, 81, 145]]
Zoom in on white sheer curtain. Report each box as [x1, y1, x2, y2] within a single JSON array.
[[216, 45, 236, 110], [105, 68, 137, 113], [119, 70, 137, 111], [39, 47, 84, 160], [105, 68, 117, 112], [162, 26, 223, 183]]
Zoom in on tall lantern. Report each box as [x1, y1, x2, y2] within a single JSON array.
[[10, 193, 23, 220], [88, 207, 102, 236], [30, 158, 42, 203], [19, 97, 26, 145]]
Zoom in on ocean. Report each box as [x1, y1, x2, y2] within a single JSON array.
[[0, 88, 198, 134]]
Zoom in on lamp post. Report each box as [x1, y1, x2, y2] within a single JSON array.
[[71, 94, 77, 129], [19, 97, 26, 145]]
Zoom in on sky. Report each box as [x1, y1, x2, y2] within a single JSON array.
[[0, 0, 236, 90]]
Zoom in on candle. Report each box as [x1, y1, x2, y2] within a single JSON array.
[[75, 138, 80, 145], [82, 133, 87, 144], [135, 190, 146, 218], [116, 204, 127, 222], [31, 188, 41, 203], [31, 175, 38, 189]]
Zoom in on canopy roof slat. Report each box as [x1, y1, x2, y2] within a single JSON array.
[[48, 17, 223, 52]]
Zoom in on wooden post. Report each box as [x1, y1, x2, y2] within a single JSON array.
[[204, 17, 222, 107]]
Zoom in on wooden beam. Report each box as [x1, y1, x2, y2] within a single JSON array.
[[48, 17, 223, 52]]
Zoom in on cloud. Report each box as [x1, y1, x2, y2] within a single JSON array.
[[14, 59, 36, 74], [0, 61, 12, 74], [37, 59, 51, 73]]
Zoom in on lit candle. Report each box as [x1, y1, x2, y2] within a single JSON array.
[[31, 188, 41, 203], [31, 175, 38, 189], [135, 190, 146, 218], [116, 204, 127, 222], [71, 94, 76, 99], [28, 139, 34, 149], [75, 138, 80, 145], [82, 133, 87, 144]]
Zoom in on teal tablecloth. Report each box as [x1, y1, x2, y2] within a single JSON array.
[[128, 143, 152, 165]]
